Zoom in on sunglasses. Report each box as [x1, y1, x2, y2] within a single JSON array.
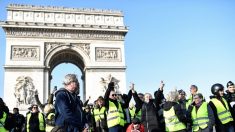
[[32, 106, 38, 109], [112, 94, 117, 97]]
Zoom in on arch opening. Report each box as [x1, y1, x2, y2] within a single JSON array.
[[48, 49, 86, 100]]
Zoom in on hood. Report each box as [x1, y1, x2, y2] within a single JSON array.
[[54, 88, 67, 96]]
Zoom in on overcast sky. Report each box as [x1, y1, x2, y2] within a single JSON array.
[[1, 0, 235, 101]]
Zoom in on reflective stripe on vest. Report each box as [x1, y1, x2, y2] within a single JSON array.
[[93, 107, 106, 121], [136, 110, 142, 120], [191, 102, 209, 131], [26, 112, 45, 132], [210, 98, 233, 124], [163, 106, 186, 131], [106, 101, 124, 128], [0, 112, 7, 128]]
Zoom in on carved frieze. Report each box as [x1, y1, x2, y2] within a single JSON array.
[[11, 46, 40, 60], [72, 43, 90, 56], [45, 42, 90, 57], [5, 28, 125, 41], [96, 47, 121, 62]]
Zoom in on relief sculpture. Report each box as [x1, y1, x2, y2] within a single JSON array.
[[14, 76, 37, 107], [12, 46, 39, 60], [100, 74, 120, 93]]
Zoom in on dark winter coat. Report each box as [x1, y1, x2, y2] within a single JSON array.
[[54, 88, 87, 132], [12, 113, 25, 132], [140, 89, 165, 132], [224, 90, 235, 122]]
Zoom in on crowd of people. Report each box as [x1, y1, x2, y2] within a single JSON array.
[[0, 73, 235, 132]]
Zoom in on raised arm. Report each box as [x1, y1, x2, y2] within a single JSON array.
[[83, 96, 91, 107], [104, 82, 115, 109], [47, 88, 56, 104], [131, 83, 144, 110], [34, 90, 44, 110], [154, 80, 165, 105]]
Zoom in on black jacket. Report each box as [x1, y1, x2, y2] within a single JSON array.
[[140, 89, 165, 132], [163, 101, 188, 125], [209, 96, 234, 132]]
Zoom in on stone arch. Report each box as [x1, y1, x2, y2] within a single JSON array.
[[1, 4, 128, 111], [44, 44, 90, 69], [44, 44, 90, 99]]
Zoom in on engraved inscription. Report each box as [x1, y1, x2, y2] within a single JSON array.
[[96, 48, 121, 61]]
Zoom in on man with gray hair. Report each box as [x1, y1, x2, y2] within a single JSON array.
[[54, 74, 88, 132]]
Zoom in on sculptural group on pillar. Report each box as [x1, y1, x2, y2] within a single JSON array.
[[14, 76, 37, 107]]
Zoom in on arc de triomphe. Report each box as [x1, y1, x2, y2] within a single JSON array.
[[0, 4, 128, 110]]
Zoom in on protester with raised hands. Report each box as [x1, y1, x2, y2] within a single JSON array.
[[104, 82, 125, 131], [140, 81, 165, 132]]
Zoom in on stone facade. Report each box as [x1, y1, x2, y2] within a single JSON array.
[[0, 4, 128, 111]]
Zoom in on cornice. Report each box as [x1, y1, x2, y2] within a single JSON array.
[[2, 26, 127, 40], [0, 21, 129, 32], [4, 65, 46, 69], [7, 4, 123, 16], [85, 66, 127, 70]]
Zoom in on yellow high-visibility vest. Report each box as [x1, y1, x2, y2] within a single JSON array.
[[129, 108, 135, 120], [26, 112, 45, 132], [136, 110, 142, 120], [46, 113, 55, 132], [210, 98, 233, 124], [0, 111, 7, 132], [163, 106, 186, 132], [93, 107, 106, 121], [191, 102, 209, 131], [106, 101, 124, 128]]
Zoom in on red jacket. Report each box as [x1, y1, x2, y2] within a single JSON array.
[[126, 123, 144, 132]]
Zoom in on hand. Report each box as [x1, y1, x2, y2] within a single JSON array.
[[130, 82, 135, 93], [191, 101, 196, 106], [83, 128, 89, 132], [159, 80, 165, 91], [34, 89, 38, 95], [83, 123, 89, 132], [130, 82, 135, 90]]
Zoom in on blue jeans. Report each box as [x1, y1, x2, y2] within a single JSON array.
[[108, 125, 123, 132]]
